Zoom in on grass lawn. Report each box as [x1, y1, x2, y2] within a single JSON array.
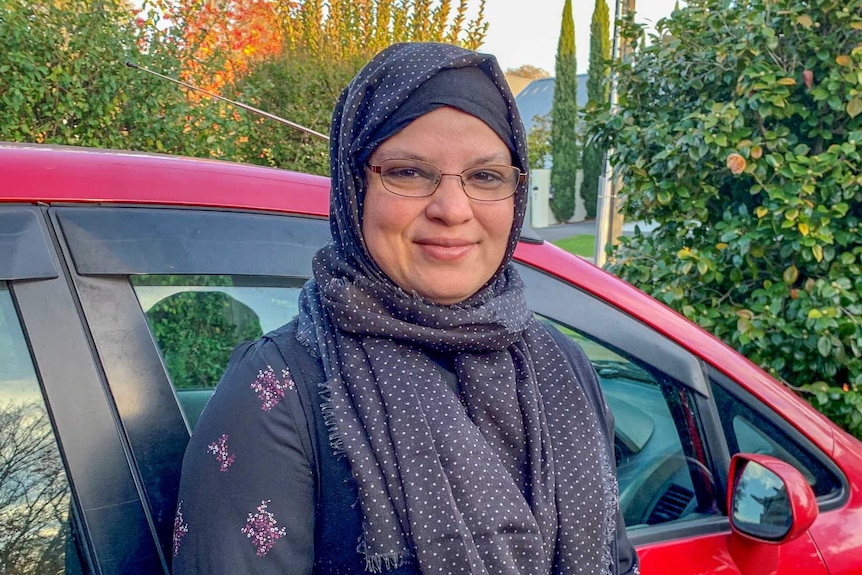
[[552, 234, 595, 258]]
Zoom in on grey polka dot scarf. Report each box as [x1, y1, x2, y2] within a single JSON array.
[[297, 42, 616, 574]]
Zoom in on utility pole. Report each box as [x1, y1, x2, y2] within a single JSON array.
[[594, 0, 636, 267]]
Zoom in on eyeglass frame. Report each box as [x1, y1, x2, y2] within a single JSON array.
[[367, 159, 526, 201]]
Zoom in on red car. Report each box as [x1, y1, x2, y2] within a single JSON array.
[[2, 142, 861, 574]]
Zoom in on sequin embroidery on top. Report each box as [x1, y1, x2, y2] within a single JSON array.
[[241, 500, 287, 556], [207, 433, 236, 472], [250, 365, 295, 411], [173, 500, 189, 557]]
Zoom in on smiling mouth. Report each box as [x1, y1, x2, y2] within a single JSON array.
[[416, 240, 475, 260]]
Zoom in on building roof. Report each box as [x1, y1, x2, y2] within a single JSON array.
[[514, 74, 589, 134], [503, 74, 534, 96]]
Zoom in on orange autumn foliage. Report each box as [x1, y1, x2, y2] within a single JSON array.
[[166, 0, 291, 93]]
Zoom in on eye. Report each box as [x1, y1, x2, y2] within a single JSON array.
[[465, 167, 508, 188], [382, 162, 436, 182]]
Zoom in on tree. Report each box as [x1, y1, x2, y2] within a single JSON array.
[[550, 0, 578, 222], [0, 402, 70, 574], [527, 114, 553, 169], [279, 0, 488, 62], [506, 64, 550, 79], [159, 0, 287, 92], [593, 0, 862, 438], [0, 0, 246, 158], [579, 0, 611, 219]]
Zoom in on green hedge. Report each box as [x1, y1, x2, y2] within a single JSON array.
[[593, 0, 862, 438]]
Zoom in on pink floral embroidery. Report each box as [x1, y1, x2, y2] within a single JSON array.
[[173, 501, 189, 557], [207, 434, 236, 472], [241, 500, 286, 556], [250, 366, 295, 411]]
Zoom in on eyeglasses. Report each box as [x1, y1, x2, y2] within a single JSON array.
[[368, 159, 525, 201]]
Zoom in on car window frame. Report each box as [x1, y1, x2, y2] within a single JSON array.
[[4, 205, 166, 575], [54, 205, 330, 566]]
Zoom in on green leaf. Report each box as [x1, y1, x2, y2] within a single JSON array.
[[818, 335, 832, 357], [812, 244, 823, 262]]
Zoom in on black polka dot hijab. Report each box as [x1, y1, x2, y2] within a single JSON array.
[[297, 42, 617, 574]]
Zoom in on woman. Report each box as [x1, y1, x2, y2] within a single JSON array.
[[172, 42, 639, 575]]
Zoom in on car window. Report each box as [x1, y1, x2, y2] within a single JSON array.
[[129, 275, 304, 429], [538, 316, 721, 529], [711, 375, 842, 500], [0, 283, 85, 574]]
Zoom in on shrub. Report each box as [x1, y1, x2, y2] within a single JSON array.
[[594, 0, 862, 437]]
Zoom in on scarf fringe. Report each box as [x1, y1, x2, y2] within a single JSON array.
[[598, 425, 619, 575], [318, 380, 346, 456], [364, 551, 409, 573]]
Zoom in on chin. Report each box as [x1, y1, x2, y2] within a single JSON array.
[[418, 285, 479, 306]]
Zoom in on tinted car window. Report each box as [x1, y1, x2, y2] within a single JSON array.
[[0, 283, 84, 574], [130, 275, 304, 429], [711, 375, 842, 500], [539, 316, 720, 528]]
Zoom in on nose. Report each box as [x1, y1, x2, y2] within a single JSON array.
[[425, 173, 473, 225]]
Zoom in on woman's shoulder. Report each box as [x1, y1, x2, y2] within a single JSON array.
[[195, 318, 322, 428], [216, 319, 318, 385]]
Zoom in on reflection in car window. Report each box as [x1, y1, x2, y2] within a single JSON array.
[[130, 275, 304, 428], [0, 283, 84, 574], [712, 381, 841, 499], [538, 316, 720, 528]]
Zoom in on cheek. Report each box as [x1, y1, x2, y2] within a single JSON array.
[[361, 187, 412, 268], [486, 200, 516, 251]]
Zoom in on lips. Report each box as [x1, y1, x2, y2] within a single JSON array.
[[415, 238, 476, 261]]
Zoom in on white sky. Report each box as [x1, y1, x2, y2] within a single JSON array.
[[477, 0, 680, 74]]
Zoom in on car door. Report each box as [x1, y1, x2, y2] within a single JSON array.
[[516, 263, 839, 574]]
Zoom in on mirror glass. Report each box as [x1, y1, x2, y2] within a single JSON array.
[[731, 460, 792, 541]]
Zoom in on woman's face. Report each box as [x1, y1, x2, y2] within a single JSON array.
[[362, 106, 516, 305]]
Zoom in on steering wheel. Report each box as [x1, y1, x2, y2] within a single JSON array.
[[618, 452, 716, 526]]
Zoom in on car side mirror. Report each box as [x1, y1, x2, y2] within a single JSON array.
[[728, 453, 818, 544], [726, 454, 819, 574]]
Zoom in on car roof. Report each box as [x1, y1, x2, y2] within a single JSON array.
[[0, 142, 332, 215]]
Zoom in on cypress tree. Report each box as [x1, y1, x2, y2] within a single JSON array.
[[579, 0, 611, 219], [549, 0, 578, 222]]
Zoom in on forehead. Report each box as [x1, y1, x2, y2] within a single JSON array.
[[370, 107, 511, 163]]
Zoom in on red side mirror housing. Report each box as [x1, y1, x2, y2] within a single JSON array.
[[727, 453, 818, 544], [726, 453, 819, 575]]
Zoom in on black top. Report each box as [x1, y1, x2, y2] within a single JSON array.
[[171, 321, 639, 574]]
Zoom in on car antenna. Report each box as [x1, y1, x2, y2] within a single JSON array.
[[125, 61, 330, 141]]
